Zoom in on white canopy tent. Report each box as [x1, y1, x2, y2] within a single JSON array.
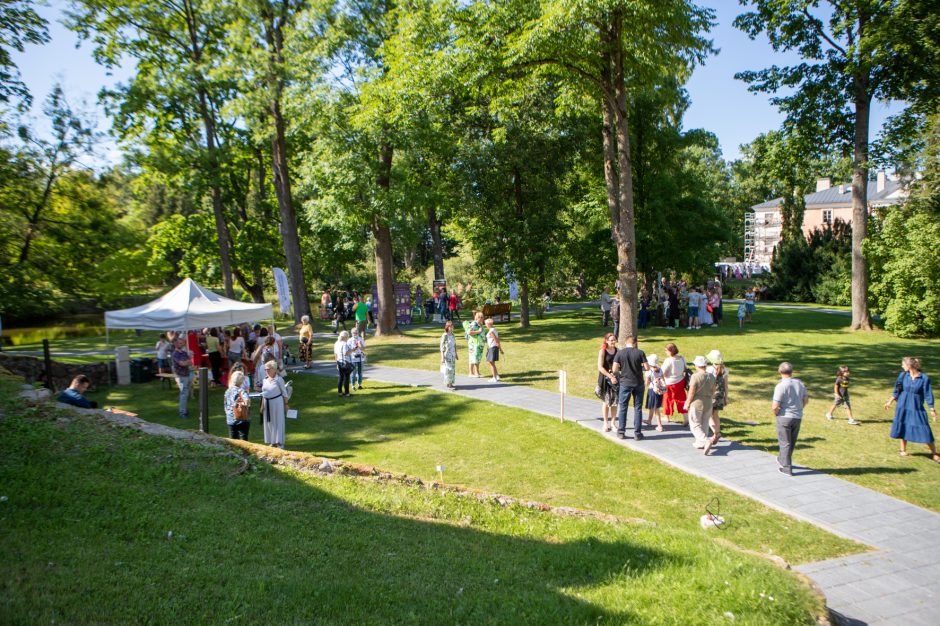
[[104, 278, 273, 342]]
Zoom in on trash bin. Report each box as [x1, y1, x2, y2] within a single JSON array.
[[130, 357, 154, 384]]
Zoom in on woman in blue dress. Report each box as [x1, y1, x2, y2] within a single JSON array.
[[884, 357, 939, 462]]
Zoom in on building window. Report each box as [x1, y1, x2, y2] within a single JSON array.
[[822, 209, 832, 225]]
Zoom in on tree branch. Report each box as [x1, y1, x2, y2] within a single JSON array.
[[803, 7, 846, 56]]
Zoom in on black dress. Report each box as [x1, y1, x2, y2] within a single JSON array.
[[596, 348, 618, 407]]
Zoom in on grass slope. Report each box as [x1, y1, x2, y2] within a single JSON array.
[[87, 375, 861, 565], [0, 390, 825, 624]]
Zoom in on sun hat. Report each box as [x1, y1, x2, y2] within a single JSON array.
[[693, 355, 708, 368], [706, 349, 723, 365], [647, 354, 659, 366]]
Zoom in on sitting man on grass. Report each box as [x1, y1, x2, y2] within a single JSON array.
[[57, 374, 98, 409]]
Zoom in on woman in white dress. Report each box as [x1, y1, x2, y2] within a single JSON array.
[[261, 360, 289, 448], [700, 289, 714, 326]]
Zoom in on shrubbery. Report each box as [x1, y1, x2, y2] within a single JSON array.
[[768, 220, 852, 305]]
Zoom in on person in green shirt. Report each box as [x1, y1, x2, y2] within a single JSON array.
[[353, 295, 369, 335], [465, 311, 485, 377]]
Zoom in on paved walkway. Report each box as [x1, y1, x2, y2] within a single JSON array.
[[295, 361, 939, 626], [725, 299, 855, 318]]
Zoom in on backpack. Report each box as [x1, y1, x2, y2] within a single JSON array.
[[683, 367, 692, 391]]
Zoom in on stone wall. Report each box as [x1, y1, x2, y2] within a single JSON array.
[[0, 353, 111, 390]]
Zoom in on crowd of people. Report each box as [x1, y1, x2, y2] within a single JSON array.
[[594, 335, 938, 471], [319, 289, 373, 334], [600, 276, 761, 333], [54, 281, 938, 472]]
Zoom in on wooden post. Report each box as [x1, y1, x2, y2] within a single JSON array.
[[559, 369, 567, 422], [42, 339, 53, 389], [198, 367, 209, 433]]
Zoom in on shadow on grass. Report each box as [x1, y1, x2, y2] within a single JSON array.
[[807, 466, 917, 476], [0, 406, 669, 624]]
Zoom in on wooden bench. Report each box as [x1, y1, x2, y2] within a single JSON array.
[[481, 302, 512, 323]]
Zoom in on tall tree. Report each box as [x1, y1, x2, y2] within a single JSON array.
[[10, 87, 93, 266], [491, 0, 713, 342], [226, 0, 319, 322], [68, 0, 239, 296], [735, 0, 935, 331]]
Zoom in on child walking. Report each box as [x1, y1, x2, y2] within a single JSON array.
[[644, 354, 666, 431], [827, 365, 860, 425], [737, 303, 746, 329], [484, 318, 503, 382]]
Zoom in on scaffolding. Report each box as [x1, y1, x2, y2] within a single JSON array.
[[744, 212, 755, 263], [748, 210, 782, 267]]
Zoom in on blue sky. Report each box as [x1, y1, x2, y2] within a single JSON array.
[[16, 0, 900, 165]]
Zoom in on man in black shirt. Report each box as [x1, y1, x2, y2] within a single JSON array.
[[612, 336, 649, 440]]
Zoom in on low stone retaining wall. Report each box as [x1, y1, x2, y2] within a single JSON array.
[[0, 353, 110, 390]]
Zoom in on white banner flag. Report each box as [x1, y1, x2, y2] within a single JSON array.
[[272, 267, 292, 316]]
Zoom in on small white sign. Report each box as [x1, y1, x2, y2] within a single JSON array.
[[558, 370, 567, 394], [286, 409, 298, 419], [435, 464, 446, 473]]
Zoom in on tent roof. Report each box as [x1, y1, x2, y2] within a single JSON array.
[[105, 278, 273, 331]]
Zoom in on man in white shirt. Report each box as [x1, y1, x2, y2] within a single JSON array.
[[772, 362, 809, 476]]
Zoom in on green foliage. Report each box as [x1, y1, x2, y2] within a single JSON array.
[[769, 220, 852, 305], [0, 0, 49, 106], [868, 116, 940, 337]]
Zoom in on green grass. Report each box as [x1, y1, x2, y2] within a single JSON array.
[[356, 307, 940, 513], [1, 383, 827, 624], [87, 374, 861, 565]]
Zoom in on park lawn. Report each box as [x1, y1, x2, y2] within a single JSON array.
[[0, 385, 828, 625], [362, 306, 940, 513], [87, 375, 862, 566]]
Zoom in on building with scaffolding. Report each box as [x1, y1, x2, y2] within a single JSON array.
[[745, 172, 906, 268]]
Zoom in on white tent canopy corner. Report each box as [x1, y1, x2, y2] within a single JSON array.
[[104, 278, 273, 340]]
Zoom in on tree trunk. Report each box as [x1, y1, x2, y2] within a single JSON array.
[[199, 99, 236, 299], [850, 75, 873, 331], [610, 14, 638, 342], [270, 109, 310, 323], [373, 142, 398, 336], [265, 9, 310, 324], [182, 0, 235, 298], [428, 205, 445, 281], [511, 165, 530, 328], [519, 279, 530, 327]]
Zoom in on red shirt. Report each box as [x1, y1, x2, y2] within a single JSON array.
[[449, 293, 458, 311]]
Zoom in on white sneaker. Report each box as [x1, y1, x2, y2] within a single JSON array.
[[495, 375, 500, 381], [825, 413, 833, 420], [848, 419, 861, 425], [489, 377, 499, 383]]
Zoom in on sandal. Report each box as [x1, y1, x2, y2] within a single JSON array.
[[604, 426, 611, 432], [655, 426, 664, 432], [899, 451, 909, 457], [931, 454, 940, 464]]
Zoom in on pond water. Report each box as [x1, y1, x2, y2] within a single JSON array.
[[1, 315, 107, 347]]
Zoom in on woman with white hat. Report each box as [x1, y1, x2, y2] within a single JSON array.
[[705, 349, 728, 454], [683, 355, 716, 450], [644, 353, 667, 431]]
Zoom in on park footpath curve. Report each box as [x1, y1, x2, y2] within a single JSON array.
[[295, 361, 939, 626]]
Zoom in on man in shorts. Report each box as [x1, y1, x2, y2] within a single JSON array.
[[484, 318, 503, 382]]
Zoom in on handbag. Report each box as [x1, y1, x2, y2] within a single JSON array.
[[234, 400, 250, 420], [233, 392, 250, 420]]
